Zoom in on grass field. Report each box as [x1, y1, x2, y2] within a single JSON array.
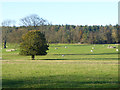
[[2, 43, 119, 88]]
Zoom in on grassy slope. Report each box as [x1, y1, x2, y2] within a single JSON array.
[[2, 44, 119, 88]]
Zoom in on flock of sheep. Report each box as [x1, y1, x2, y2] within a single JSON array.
[[91, 45, 118, 53], [55, 44, 119, 57], [0, 46, 17, 52], [1, 44, 119, 55], [6, 49, 17, 52], [55, 46, 67, 57]]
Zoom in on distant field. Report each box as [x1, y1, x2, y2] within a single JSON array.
[[2, 43, 119, 88]]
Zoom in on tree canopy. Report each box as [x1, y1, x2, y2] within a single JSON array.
[[19, 30, 49, 60]]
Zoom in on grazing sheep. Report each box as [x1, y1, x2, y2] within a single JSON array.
[[91, 50, 93, 52], [65, 46, 67, 48], [6, 49, 16, 52], [78, 42, 81, 44], [6, 49, 12, 52], [62, 55, 64, 57], [107, 46, 110, 48], [92, 47, 95, 49], [107, 46, 116, 49], [55, 48, 58, 49], [116, 49, 118, 51], [11, 49, 16, 51]]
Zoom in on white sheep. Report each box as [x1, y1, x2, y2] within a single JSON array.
[[92, 47, 95, 49], [62, 55, 64, 57], [91, 50, 93, 52], [116, 49, 118, 51], [6, 49, 16, 52], [11, 49, 16, 51], [6, 49, 12, 52]]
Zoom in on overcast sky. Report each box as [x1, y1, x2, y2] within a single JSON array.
[[0, 0, 119, 26]]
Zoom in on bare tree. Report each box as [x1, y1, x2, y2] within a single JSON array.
[[1, 20, 16, 48], [2, 20, 16, 27], [20, 14, 48, 27]]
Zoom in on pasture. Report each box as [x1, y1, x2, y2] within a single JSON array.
[[2, 44, 119, 88]]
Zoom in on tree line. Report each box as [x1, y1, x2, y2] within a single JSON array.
[[1, 14, 120, 46]]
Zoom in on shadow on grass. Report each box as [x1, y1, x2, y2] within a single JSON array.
[[2, 75, 119, 88]]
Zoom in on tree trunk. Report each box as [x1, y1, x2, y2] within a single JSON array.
[[4, 40, 6, 48], [32, 55, 35, 60]]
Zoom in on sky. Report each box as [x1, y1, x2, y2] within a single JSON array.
[[0, 0, 119, 26]]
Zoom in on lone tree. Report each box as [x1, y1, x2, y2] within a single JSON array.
[[19, 30, 49, 60]]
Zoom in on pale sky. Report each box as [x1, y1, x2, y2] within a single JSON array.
[[0, 0, 119, 26], [1, 0, 119, 2]]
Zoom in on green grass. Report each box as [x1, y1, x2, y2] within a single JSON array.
[[2, 43, 119, 88]]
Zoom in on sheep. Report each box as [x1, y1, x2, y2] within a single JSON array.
[[6, 49, 12, 52], [116, 49, 118, 51], [6, 49, 16, 52], [62, 55, 64, 57], [107, 46, 116, 49], [91, 50, 93, 52], [11, 49, 16, 51], [92, 47, 95, 49], [55, 48, 58, 49], [65, 46, 67, 48]]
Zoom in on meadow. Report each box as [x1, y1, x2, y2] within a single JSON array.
[[2, 43, 119, 88]]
